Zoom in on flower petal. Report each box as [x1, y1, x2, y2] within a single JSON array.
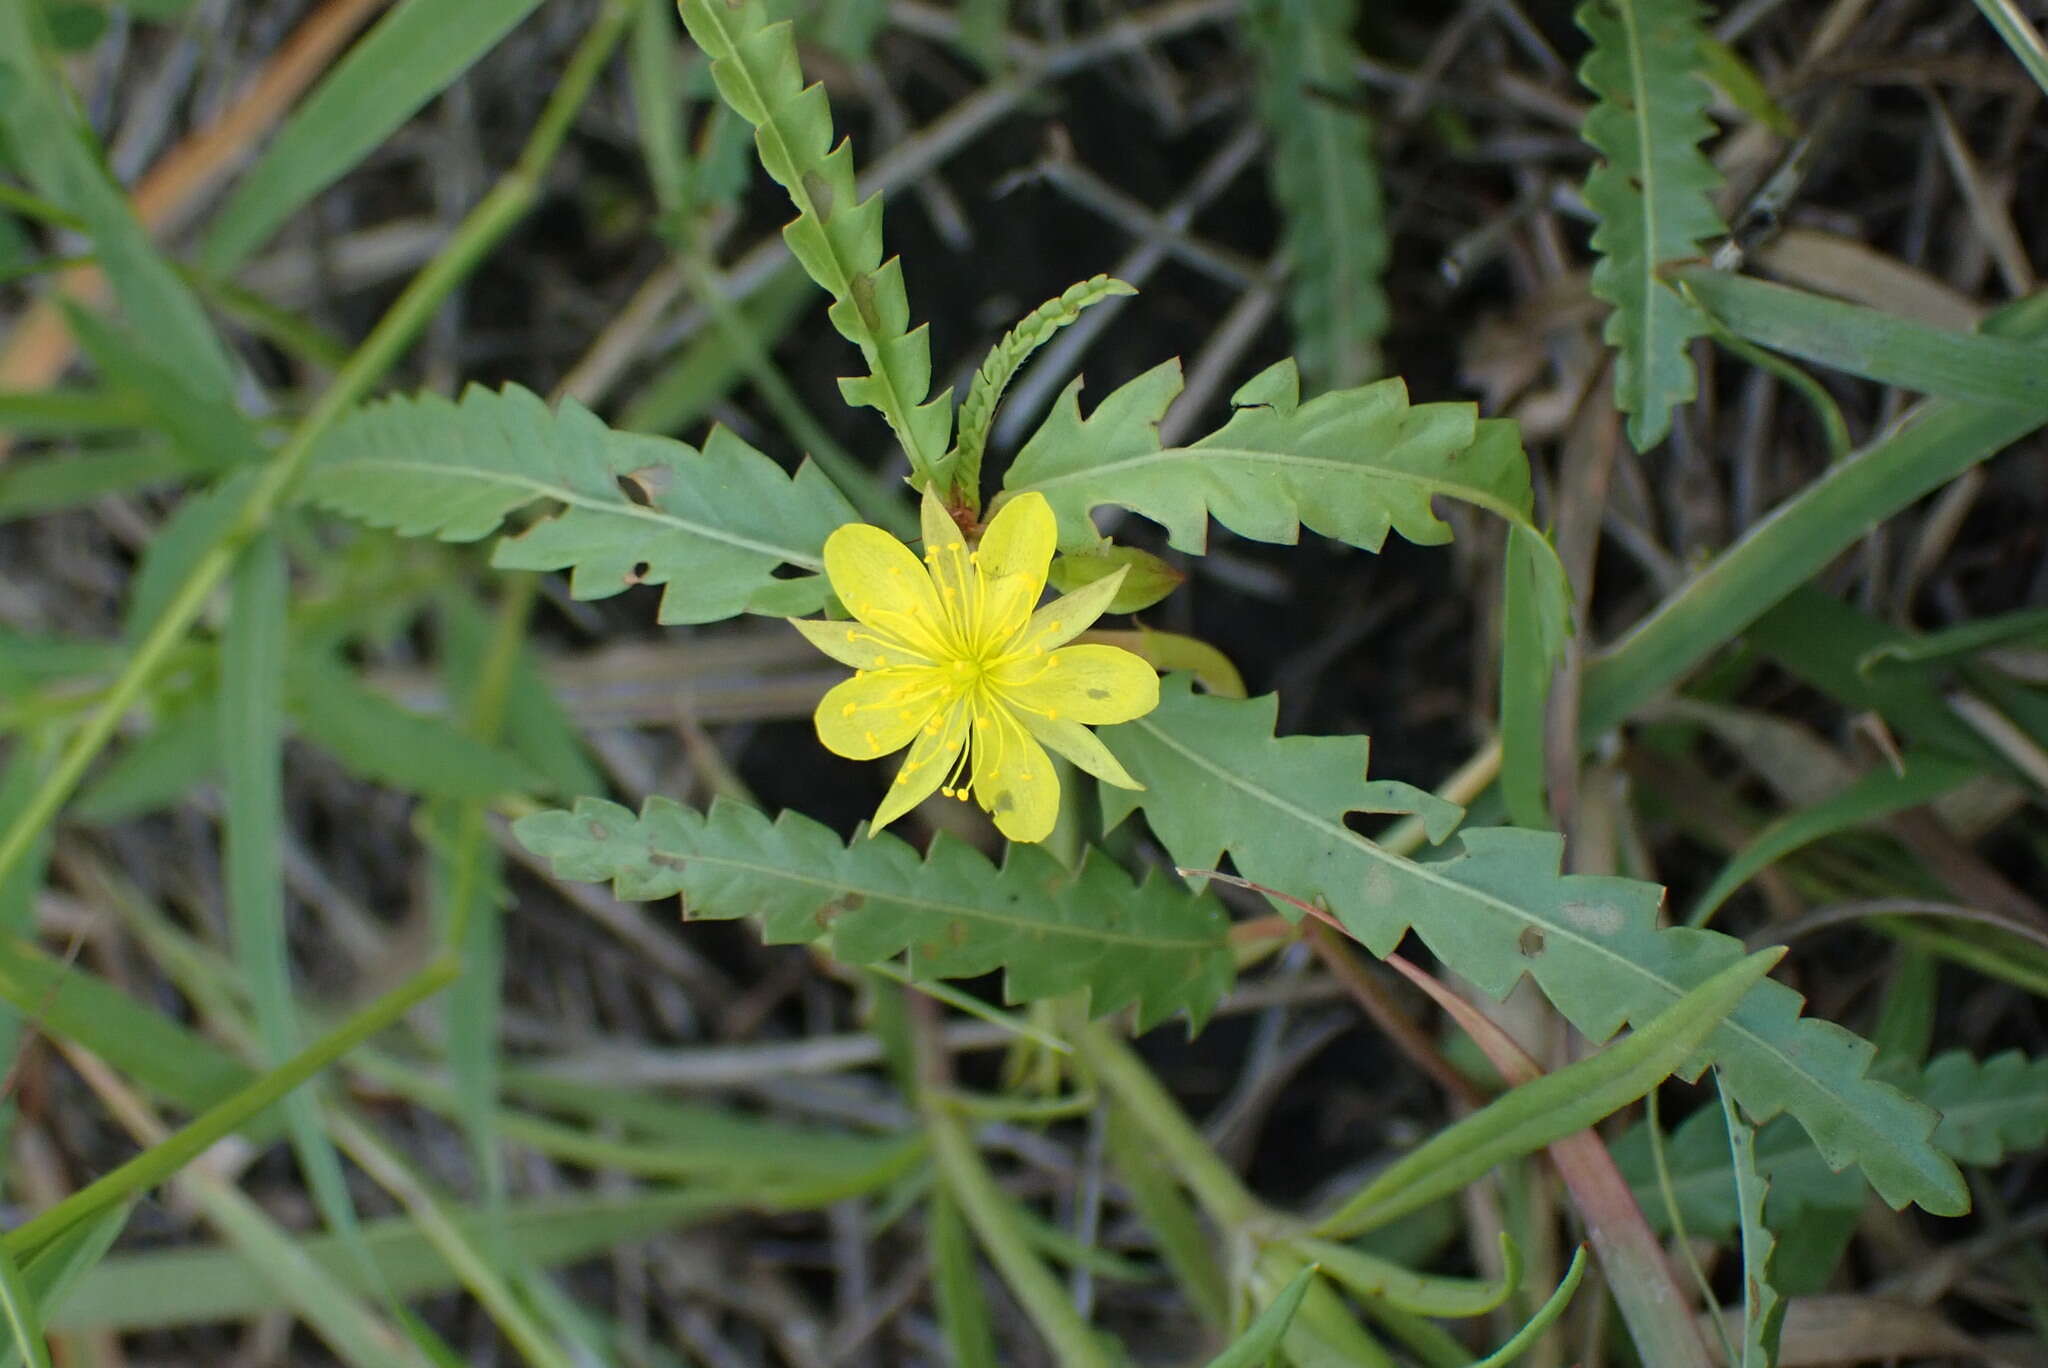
[[918, 486, 976, 640], [1018, 714, 1143, 790], [976, 492, 1057, 586], [1005, 566, 1128, 655], [815, 669, 949, 759], [824, 522, 953, 658], [972, 491, 1056, 642], [970, 707, 1061, 843], [788, 615, 933, 671], [870, 702, 970, 834], [995, 644, 1160, 724]]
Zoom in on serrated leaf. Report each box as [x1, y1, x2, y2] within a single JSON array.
[[513, 796, 1234, 1031], [1614, 1109, 1863, 1240], [1098, 677, 1966, 1215], [945, 274, 1135, 502], [1576, 0, 1725, 450], [1246, 0, 1386, 389], [1002, 361, 1571, 659], [301, 384, 854, 624], [679, 0, 950, 479], [1914, 1049, 2048, 1165], [1720, 1082, 1786, 1367]]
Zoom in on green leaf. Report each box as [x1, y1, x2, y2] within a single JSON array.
[[1720, 1082, 1786, 1367], [302, 384, 856, 623], [1046, 543, 1183, 614], [0, 0, 235, 397], [945, 274, 1136, 502], [0, 442, 224, 523], [1470, 1246, 1590, 1368], [1678, 268, 2048, 407], [4, 963, 455, 1262], [223, 535, 380, 1312], [0, 633, 121, 696], [928, 1190, 999, 1368], [0, 1240, 49, 1368], [1317, 948, 1780, 1236], [52, 1191, 733, 1332], [63, 302, 265, 468], [1203, 1265, 1317, 1368], [1913, 1049, 2048, 1166], [1575, 0, 1725, 449], [2, 1201, 129, 1364], [1002, 360, 1570, 660], [512, 796, 1234, 1031], [1290, 1235, 1516, 1318], [1687, 753, 1979, 926], [1246, 0, 1386, 390], [678, 0, 951, 480], [287, 657, 546, 800], [1696, 36, 1796, 136], [1100, 678, 1967, 1215], [0, 936, 256, 1114], [73, 703, 218, 821], [201, 0, 548, 271]]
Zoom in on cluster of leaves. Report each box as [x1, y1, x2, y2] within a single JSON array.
[[7, 0, 2048, 1362]]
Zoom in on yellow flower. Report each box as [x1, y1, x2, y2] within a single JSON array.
[[789, 488, 1160, 843]]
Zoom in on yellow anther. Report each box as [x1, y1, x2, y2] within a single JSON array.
[[1048, 620, 1063, 631], [1046, 709, 1058, 720], [864, 731, 879, 748], [841, 703, 857, 717]]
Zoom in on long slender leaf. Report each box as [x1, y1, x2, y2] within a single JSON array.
[[1246, 0, 1387, 390], [201, 0, 548, 271], [1582, 292, 2048, 738], [0, 0, 234, 395], [1680, 267, 2048, 406], [1720, 1081, 1787, 1367], [1203, 1265, 1318, 1368], [1315, 949, 1780, 1236]]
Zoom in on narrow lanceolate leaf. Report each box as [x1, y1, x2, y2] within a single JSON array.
[[201, 0, 547, 271], [1576, 0, 1725, 450], [1100, 678, 1967, 1215], [945, 274, 1136, 503], [1913, 1050, 2048, 1165], [513, 797, 1234, 1031], [678, 0, 951, 479], [1246, 0, 1387, 389], [301, 385, 855, 623], [1721, 1083, 1787, 1367], [1003, 359, 1572, 662]]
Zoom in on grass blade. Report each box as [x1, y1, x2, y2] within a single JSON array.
[[1679, 267, 2048, 406], [0, 0, 235, 397], [1202, 1264, 1317, 1368], [1582, 291, 2048, 738], [3, 959, 455, 1261], [0, 1241, 49, 1368], [1316, 948, 1783, 1237], [201, 0, 549, 271]]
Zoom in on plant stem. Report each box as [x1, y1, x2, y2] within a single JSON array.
[[4, 957, 458, 1259], [910, 995, 1113, 1368], [0, 0, 633, 888], [1068, 1014, 1259, 1228]]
